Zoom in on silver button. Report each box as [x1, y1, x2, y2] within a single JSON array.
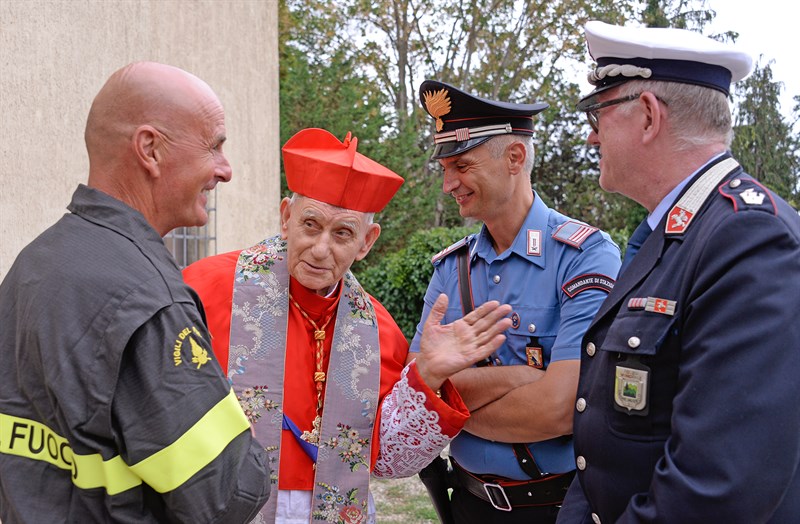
[[576, 398, 587, 412], [493, 275, 501, 284], [528, 323, 536, 333], [576, 455, 586, 470], [592, 513, 601, 524], [586, 342, 596, 356], [628, 336, 641, 349], [730, 178, 742, 188]]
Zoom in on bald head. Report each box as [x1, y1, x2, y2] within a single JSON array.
[[85, 62, 219, 167], [84, 62, 232, 235]]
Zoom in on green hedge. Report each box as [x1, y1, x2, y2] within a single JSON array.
[[356, 225, 480, 341]]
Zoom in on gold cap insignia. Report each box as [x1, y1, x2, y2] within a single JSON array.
[[423, 89, 452, 132]]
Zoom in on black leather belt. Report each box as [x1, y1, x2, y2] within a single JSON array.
[[453, 461, 574, 511]]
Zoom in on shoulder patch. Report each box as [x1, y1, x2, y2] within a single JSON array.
[[173, 326, 212, 369], [562, 273, 615, 298], [718, 177, 778, 215], [431, 235, 472, 264], [553, 220, 599, 248]]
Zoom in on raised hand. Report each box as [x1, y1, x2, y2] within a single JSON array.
[[415, 294, 513, 391]]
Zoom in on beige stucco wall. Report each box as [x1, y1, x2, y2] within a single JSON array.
[[0, 0, 280, 280]]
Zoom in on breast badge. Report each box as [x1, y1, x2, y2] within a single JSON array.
[[526, 337, 544, 369], [614, 359, 650, 416]]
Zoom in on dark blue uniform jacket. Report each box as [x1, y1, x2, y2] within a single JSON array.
[[559, 155, 800, 523]]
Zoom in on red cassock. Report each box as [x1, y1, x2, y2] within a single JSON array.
[[183, 251, 467, 491]]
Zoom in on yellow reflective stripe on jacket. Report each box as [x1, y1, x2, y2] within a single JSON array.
[[0, 412, 141, 495], [72, 453, 142, 494], [0, 388, 249, 495], [129, 388, 250, 493]]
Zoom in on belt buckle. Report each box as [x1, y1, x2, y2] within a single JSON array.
[[482, 482, 512, 512]]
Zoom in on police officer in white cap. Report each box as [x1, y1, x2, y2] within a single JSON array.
[[558, 21, 800, 523]]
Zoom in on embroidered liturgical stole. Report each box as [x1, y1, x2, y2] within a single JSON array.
[[228, 236, 381, 523]]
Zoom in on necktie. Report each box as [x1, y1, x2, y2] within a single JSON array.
[[620, 220, 652, 273]]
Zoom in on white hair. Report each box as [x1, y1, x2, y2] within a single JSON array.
[[616, 80, 733, 150]]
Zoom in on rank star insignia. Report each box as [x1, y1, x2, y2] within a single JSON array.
[[739, 187, 766, 205]]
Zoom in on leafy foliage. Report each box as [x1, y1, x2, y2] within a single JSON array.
[[640, 0, 715, 29], [280, 0, 640, 260], [279, 0, 800, 335], [278, 0, 393, 196], [732, 60, 800, 209], [356, 225, 479, 341]]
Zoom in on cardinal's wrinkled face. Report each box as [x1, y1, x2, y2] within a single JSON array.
[[280, 195, 380, 295]]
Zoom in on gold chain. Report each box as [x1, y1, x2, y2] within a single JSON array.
[[289, 293, 333, 444]]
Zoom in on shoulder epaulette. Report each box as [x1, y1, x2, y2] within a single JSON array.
[[431, 235, 472, 265], [718, 176, 778, 216], [552, 220, 599, 248]]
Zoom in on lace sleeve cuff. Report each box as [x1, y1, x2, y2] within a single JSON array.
[[405, 360, 468, 434], [372, 362, 468, 478]]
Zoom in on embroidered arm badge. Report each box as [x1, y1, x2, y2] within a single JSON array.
[[562, 273, 615, 298]]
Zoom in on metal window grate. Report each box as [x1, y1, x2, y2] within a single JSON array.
[[163, 190, 217, 268]]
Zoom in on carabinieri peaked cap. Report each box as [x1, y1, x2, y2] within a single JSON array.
[[577, 20, 755, 110], [282, 128, 404, 213], [419, 80, 548, 159]]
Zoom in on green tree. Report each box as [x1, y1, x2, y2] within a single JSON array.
[[641, 0, 714, 29], [731, 60, 800, 209], [278, 0, 800, 325], [279, 0, 393, 195], [358, 225, 479, 340], [339, 0, 635, 245]]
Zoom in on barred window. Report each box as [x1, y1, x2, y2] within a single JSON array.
[[163, 190, 217, 268]]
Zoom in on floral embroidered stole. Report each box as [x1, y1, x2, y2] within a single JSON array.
[[229, 236, 380, 523]]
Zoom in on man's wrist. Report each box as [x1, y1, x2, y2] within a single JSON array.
[[414, 355, 445, 392]]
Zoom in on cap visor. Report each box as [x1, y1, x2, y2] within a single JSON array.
[[431, 136, 494, 159]]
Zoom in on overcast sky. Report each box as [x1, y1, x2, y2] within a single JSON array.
[[707, 0, 797, 118]]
